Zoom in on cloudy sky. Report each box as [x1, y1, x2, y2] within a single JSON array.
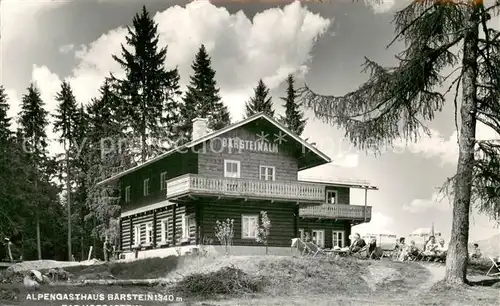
[[1, 0, 499, 242]]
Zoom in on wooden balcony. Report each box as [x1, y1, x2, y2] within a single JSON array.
[[166, 174, 325, 203], [299, 204, 372, 222]]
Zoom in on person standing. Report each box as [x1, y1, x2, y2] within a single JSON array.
[[103, 237, 110, 262], [5, 238, 13, 262]]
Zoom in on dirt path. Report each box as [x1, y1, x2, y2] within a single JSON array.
[[409, 263, 446, 296]]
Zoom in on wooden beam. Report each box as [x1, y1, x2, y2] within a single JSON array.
[[129, 218, 133, 249], [172, 205, 177, 246], [152, 210, 157, 248], [119, 218, 123, 250]]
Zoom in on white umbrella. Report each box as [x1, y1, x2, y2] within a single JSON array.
[[409, 228, 442, 248], [362, 229, 398, 250], [410, 227, 442, 237]]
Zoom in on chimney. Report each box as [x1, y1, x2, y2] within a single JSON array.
[[192, 118, 209, 140]]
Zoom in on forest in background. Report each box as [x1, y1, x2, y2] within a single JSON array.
[[0, 6, 306, 262]]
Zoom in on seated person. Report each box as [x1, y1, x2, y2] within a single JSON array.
[[469, 243, 481, 259], [304, 232, 311, 242], [423, 236, 439, 256], [407, 240, 420, 259], [349, 233, 366, 254], [366, 238, 383, 259], [397, 237, 408, 261], [435, 238, 448, 262]]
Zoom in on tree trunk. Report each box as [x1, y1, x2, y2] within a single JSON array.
[[35, 178, 42, 260], [66, 148, 72, 261], [57, 279, 167, 286], [141, 130, 147, 163], [444, 8, 479, 285]]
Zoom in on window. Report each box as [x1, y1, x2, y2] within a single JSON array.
[[160, 172, 168, 190], [326, 190, 337, 204], [125, 186, 131, 203], [160, 219, 169, 243], [143, 179, 150, 196], [145, 222, 153, 244], [298, 229, 304, 240], [312, 230, 325, 248], [332, 230, 345, 248], [259, 166, 275, 181], [133, 224, 141, 246], [182, 214, 195, 239], [224, 160, 240, 178], [241, 215, 258, 239]]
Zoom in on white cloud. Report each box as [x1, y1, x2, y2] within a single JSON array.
[[364, 0, 397, 14], [403, 191, 452, 213], [59, 44, 75, 54], [28, 1, 331, 121], [0, 0, 64, 44], [352, 212, 395, 236], [394, 122, 500, 165]]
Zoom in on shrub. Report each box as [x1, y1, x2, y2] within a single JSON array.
[[172, 266, 266, 297], [214, 218, 234, 256], [256, 211, 271, 254]]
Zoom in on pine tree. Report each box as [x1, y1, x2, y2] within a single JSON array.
[[180, 44, 231, 142], [113, 5, 181, 162], [245, 79, 274, 118], [18, 83, 49, 260], [53, 80, 78, 260], [300, 2, 500, 284], [280, 74, 306, 136]]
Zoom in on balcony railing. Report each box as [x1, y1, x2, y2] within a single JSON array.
[[299, 204, 372, 220], [166, 174, 325, 202]]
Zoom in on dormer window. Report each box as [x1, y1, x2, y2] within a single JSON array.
[[326, 190, 337, 204], [160, 172, 168, 190], [143, 179, 150, 196], [125, 186, 131, 203]]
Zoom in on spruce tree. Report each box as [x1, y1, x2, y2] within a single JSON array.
[[280, 74, 306, 136], [300, 2, 500, 284], [53, 80, 78, 260], [180, 44, 231, 142], [84, 79, 123, 245], [245, 79, 274, 118], [0, 86, 12, 141], [18, 83, 50, 260], [113, 5, 181, 162]]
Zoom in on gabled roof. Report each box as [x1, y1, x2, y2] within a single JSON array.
[[96, 112, 331, 186]]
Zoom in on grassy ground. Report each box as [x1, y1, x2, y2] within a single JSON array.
[[1, 256, 499, 306]]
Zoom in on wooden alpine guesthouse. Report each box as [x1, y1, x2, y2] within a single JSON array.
[[96, 113, 377, 259]]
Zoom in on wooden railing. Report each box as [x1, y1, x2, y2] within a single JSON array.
[[299, 204, 372, 220], [166, 174, 325, 202]]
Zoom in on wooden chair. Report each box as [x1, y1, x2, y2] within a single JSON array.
[[291, 238, 312, 256], [486, 257, 500, 277], [304, 242, 333, 257]]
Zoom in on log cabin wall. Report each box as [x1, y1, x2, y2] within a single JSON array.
[[120, 203, 200, 252], [119, 152, 198, 213], [197, 123, 299, 181], [200, 198, 296, 247]]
